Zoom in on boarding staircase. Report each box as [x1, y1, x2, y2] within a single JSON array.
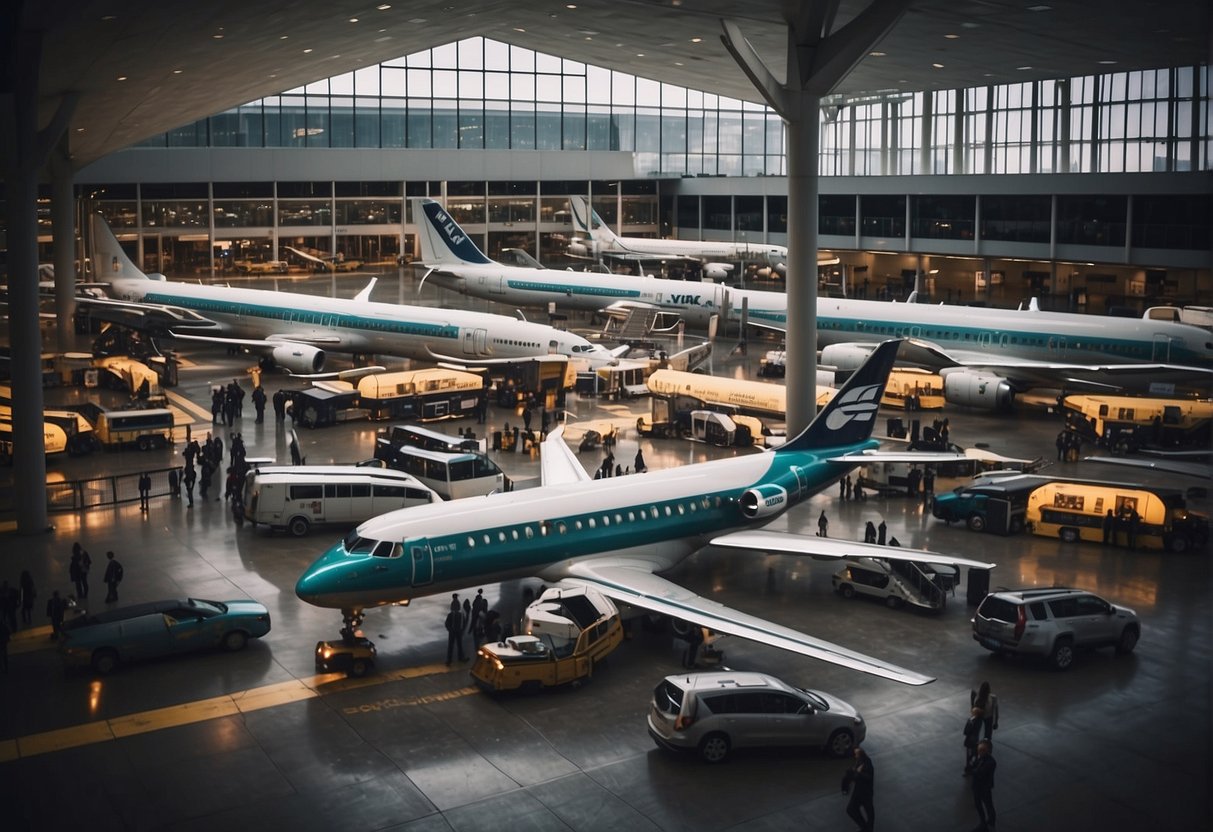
[[607, 308, 663, 343], [887, 559, 949, 610]]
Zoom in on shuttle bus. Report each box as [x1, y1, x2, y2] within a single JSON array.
[[1063, 394, 1213, 453], [94, 408, 176, 450], [1026, 479, 1208, 553], [376, 423, 485, 455], [357, 368, 485, 421], [243, 465, 438, 536], [384, 446, 506, 499]]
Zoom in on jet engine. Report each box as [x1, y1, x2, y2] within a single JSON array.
[[739, 484, 789, 519], [941, 369, 1014, 410], [270, 343, 326, 374], [567, 239, 600, 259], [702, 262, 734, 281], [820, 343, 877, 371]]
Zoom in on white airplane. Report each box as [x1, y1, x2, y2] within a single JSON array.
[[567, 196, 790, 279], [413, 197, 788, 330], [80, 214, 620, 375], [296, 340, 994, 686]]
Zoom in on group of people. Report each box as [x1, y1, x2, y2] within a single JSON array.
[[444, 589, 502, 664], [1055, 429, 1085, 462], [838, 474, 867, 502], [842, 680, 1000, 832], [210, 378, 247, 427], [594, 447, 648, 479], [1103, 505, 1143, 549], [179, 431, 231, 508]]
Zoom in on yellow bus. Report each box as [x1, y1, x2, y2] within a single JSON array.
[[1063, 394, 1213, 453], [94, 408, 176, 451], [1026, 479, 1208, 553], [357, 368, 484, 421]]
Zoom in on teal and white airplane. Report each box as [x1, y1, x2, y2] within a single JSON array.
[[80, 214, 620, 375], [414, 197, 788, 330], [296, 340, 993, 685]]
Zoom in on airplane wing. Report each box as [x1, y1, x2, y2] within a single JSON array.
[[827, 451, 968, 464], [540, 426, 594, 486], [1082, 455, 1212, 480], [710, 529, 996, 570], [560, 559, 935, 685], [170, 331, 346, 348], [69, 294, 220, 331]]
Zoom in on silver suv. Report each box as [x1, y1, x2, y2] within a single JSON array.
[[646, 671, 865, 763], [972, 587, 1140, 670]]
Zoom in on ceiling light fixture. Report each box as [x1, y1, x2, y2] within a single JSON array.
[[1027, 4, 1052, 11], [349, 17, 359, 23], [212, 33, 224, 39], [378, 3, 392, 8], [932, 63, 944, 68], [690, 37, 702, 43], [869, 51, 886, 57], [514, 27, 526, 32], [280, 35, 289, 40], [636, 53, 644, 57], [566, 3, 577, 8], [303, 48, 313, 53], [172, 69, 183, 74], [944, 33, 959, 39], [116, 75, 128, 81], [1098, 60, 1117, 65], [1017, 65, 1032, 70]]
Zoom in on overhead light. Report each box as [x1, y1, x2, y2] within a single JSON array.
[[349, 17, 359, 23], [408, 17, 426, 23], [280, 35, 289, 40], [566, 3, 578, 8], [944, 33, 959, 39], [674, 61, 684, 66], [303, 48, 313, 53], [212, 33, 224, 39], [116, 75, 128, 81], [378, 3, 392, 8], [1027, 4, 1052, 10], [690, 37, 702, 43], [932, 63, 944, 68], [636, 53, 644, 57], [584, 36, 592, 40], [75, 127, 85, 132], [1017, 65, 1033, 70], [869, 51, 886, 57], [1098, 60, 1117, 65], [172, 69, 183, 74], [513, 27, 526, 32]]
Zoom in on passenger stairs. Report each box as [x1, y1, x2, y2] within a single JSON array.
[[888, 559, 950, 610], [604, 308, 664, 343]]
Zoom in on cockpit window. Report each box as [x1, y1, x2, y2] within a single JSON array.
[[371, 540, 400, 558], [342, 530, 377, 555]]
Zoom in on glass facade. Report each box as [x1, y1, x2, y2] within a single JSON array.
[[134, 39, 1211, 176]]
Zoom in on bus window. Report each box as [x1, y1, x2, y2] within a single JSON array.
[[351, 484, 370, 498], [290, 484, 323, 500]]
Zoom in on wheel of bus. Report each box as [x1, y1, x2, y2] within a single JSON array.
[[839, 584, 855, 600], [1049, 637, 1075, 671], [1009, 516, 1024, 535], [966, 513, 987, 533], [1059, 527, 1080, 544], [1165, 534, 1189, 554], [137, 435, 151, 451], [288, 516, 311, 537]]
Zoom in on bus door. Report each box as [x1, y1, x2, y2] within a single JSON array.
[[410, 540, 434, 586], [462, 328, 488, 356]]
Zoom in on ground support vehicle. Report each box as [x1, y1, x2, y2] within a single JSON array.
[[315, 636, 378, 677]]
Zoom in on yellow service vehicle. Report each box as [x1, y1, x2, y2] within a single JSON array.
[[1062, 394, 1213, 454], [1026, 479, 1209, 553], [471, 586, 623, 692]]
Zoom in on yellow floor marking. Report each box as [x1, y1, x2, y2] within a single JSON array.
[[5, 660, 470, 760], [163, 389, 215, 423]]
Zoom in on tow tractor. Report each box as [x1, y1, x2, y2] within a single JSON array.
[[315, 634, 378, 677], [471, 585, 623, 692]]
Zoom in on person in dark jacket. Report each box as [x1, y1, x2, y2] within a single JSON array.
[[46, 590, 69, 639], [445, 595, 466, 663], [971, 739, 997, 831], [103, 551, 124, 603], [864, 520, 877, 544], [841, 745, 875, 832], [877, 520, 887, 546], [963, 706, 984, 775]]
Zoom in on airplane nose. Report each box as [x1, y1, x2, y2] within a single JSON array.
[[295, 543, 347, 607]]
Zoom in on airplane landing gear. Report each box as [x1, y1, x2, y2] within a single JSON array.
[[339, 607, 365, 642], [316, 607, 377, 677]]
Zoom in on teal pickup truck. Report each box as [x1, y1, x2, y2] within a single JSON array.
[[931, 474, 1050, 535]]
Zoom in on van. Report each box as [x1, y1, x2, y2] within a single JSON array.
[[243, 465, 437, 536]]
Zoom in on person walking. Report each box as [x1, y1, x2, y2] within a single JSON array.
[[138, 471, 152, 511], [18, 571, 36, 626], [971, 681, 999, 740], [103, 551, 124, 603], [844, 474, 853, 501], [839, 477, 846, 500], [963, 706, 984, 775], [46, 590, 69, 639], [840, 745, 875, 832], [634, 448, 647, 474], [970, 739, 997, 831], [70, 550, 86, 600], [877, 520, 887, 546], [168, 467, 180, 499], [183, 464, 196, 507], [817, 510, 829, 538], [864, 521, 877, 544], [468, 588, 488, 635], [445, 595, 467, 663]]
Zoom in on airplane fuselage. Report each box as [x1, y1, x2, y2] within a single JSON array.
[[601, 236, 787, 266], [295, 441, 862, 610], [110, 277, 605, 364]]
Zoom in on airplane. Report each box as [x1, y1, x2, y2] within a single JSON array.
[[78, 214, 622, 375], [296, 340, 995, 686], [412, 197, 789, 330], [567, 196, 791, 279]]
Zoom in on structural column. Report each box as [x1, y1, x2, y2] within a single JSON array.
[[49, 137, 77, 354]]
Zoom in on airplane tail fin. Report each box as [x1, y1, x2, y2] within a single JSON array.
[[412, 198, 495, 266], [90, 213, 156, 282], [777, 339, 901, 453], [570, 196, 620, 245]]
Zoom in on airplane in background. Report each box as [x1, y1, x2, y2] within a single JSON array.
[[79, 214, 621, 375], [413, 197, 788, 330], [567, 196, 792, 279], [296, 340, 994, 686]]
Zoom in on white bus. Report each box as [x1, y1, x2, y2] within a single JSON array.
[[243, 465, 438, 536], [386, 446, 506, 500], [94, 408, 175, 450]]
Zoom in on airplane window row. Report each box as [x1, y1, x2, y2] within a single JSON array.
[[493, 339, 541, 348], [459, 496, 723, 549]]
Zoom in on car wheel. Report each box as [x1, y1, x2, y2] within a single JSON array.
[[1009, 516, 1024, 535], [1049, 637, 1075, 670], [698, 732, 731, 764], [1165, 534, 1189, 554], [222, 630, 248, 652], [1059, 527, 1080, 544], [840, 584, 855, 600], [826, 729, 855, 758], [349, 658, 370, 678], [288, 516, 310, 537], [966, 513, 986, 533], [92, 649, 119, 675], [1116, 626, 1139, 655], [885, 595, 902, 610]]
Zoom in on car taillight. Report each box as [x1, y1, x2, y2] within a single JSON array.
[[674, 715, 694, 731], [1014, 605, 1026, 640]]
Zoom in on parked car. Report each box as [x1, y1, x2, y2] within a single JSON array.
[[972, 587, 1139, 670], [647, 671, 866, 763], [59, 598, 271, 674], [832, 557, 955, 611]]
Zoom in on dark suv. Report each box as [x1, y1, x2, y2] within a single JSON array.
[[972, 587, 1140, 670]]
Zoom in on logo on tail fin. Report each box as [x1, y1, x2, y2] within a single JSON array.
[[824, 384, 882, 431]]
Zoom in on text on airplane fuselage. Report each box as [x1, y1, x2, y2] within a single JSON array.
[[671, 294, 711, 306], [433, 210, 466, 246]]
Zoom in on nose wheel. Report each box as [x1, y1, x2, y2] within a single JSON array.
[[339, 607, 365, 643]]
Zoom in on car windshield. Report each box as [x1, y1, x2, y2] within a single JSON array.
[[798, 688, 829, 711], [189, 599, 226, 614]]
